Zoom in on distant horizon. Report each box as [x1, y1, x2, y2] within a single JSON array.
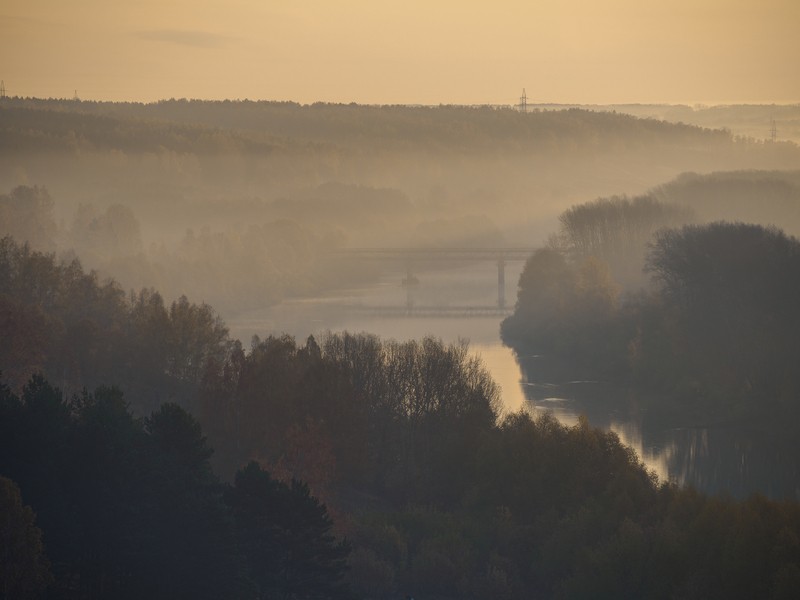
[[3, 92, 798, 109]]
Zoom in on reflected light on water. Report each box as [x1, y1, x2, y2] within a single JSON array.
[[471, 343, 527, 414], [608, 421, 674, 485], [527, 395, 674, 485]]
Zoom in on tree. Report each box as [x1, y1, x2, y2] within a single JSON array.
[[500, 248, 580, 353], [139, 403, 240, 600], [69, 203, 143, 260], [0, 186, 57, 252], [0, 295, 50, 393], [0, 476, 52, 599], [226, 462, 353, 600], [0, 376, 244, 599], [558, 195, 693, 288], [645, 222, 800, 407]]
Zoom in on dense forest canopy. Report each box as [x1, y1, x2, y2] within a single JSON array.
[[0, 98, 742, 152]]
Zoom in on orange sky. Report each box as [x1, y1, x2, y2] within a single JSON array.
[[1, 0, 798, 104]]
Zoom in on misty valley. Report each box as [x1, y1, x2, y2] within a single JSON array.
[[4, 98, 800, 599]]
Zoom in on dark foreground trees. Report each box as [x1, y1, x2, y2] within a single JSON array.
[[0, 377, 352, 600], [0, 476, 52, 599], [227, 462, 352, 600], [4, 359, 800, 599], [5, 370, 800, 599]]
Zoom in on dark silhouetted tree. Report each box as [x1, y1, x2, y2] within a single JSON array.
[[226, 461, 353, 600], [0, 476, 52, 599]]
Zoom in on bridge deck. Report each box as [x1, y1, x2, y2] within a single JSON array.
[[349, 305, 513, 318], [333, 247, 536, 261]]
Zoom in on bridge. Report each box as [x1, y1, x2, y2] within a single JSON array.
[[347, 305, 514, 318], [333, 247, 536, 313]]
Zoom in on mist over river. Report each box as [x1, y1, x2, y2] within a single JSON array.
[[227, 260, 800, 501]]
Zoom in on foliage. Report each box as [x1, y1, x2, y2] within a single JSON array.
[[0, 100, 739, 156], [557, 194, 694, 287], [68, 203, 143, 262], [643, 222, 800, 410], [0, 186, 57, 253], [0, 475, 52, 599], [0, 378, 353, 599], [0, 236, 233, 412], [504, 221, 800, 418], [0, 378, 239, 598], [201, 332, 500, 506], [652, 170, 800, 233], [226, 462, 352, 600], [500, 248, 629, 375]]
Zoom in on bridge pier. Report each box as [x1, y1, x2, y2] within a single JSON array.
[[402, 260, 418, 314], [497, 256, 506, 309]]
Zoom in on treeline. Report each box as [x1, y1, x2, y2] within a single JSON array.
[[0, 104, 281, 156], [593, 103, 800, 145], [0, 235, 230, 410], [555, 195, 694, 288], [4, 236, 800, 598], [503, 221, 800, 420], [1, 98, 739, 155], [201, 332, 500, 498], [547, 170, 800, 288], [653, 170, 800, 232]]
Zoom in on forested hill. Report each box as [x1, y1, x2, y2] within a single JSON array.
[[0, 97, 777, 155], [0, 102, 285, 156]]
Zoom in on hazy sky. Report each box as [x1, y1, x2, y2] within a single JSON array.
[[1, 0, 798, 104]]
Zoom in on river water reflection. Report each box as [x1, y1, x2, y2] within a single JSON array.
[[518, 357, 800, 500], [226, 261, 800, 501]]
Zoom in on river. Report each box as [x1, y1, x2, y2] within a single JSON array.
[[226, 260, 800, 501]]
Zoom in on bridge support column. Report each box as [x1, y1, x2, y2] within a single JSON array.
[[403, 260, 417, 314], [497, 256, 506, 309]]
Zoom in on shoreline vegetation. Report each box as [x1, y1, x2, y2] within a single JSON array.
[[502, 207, 800, 425]]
